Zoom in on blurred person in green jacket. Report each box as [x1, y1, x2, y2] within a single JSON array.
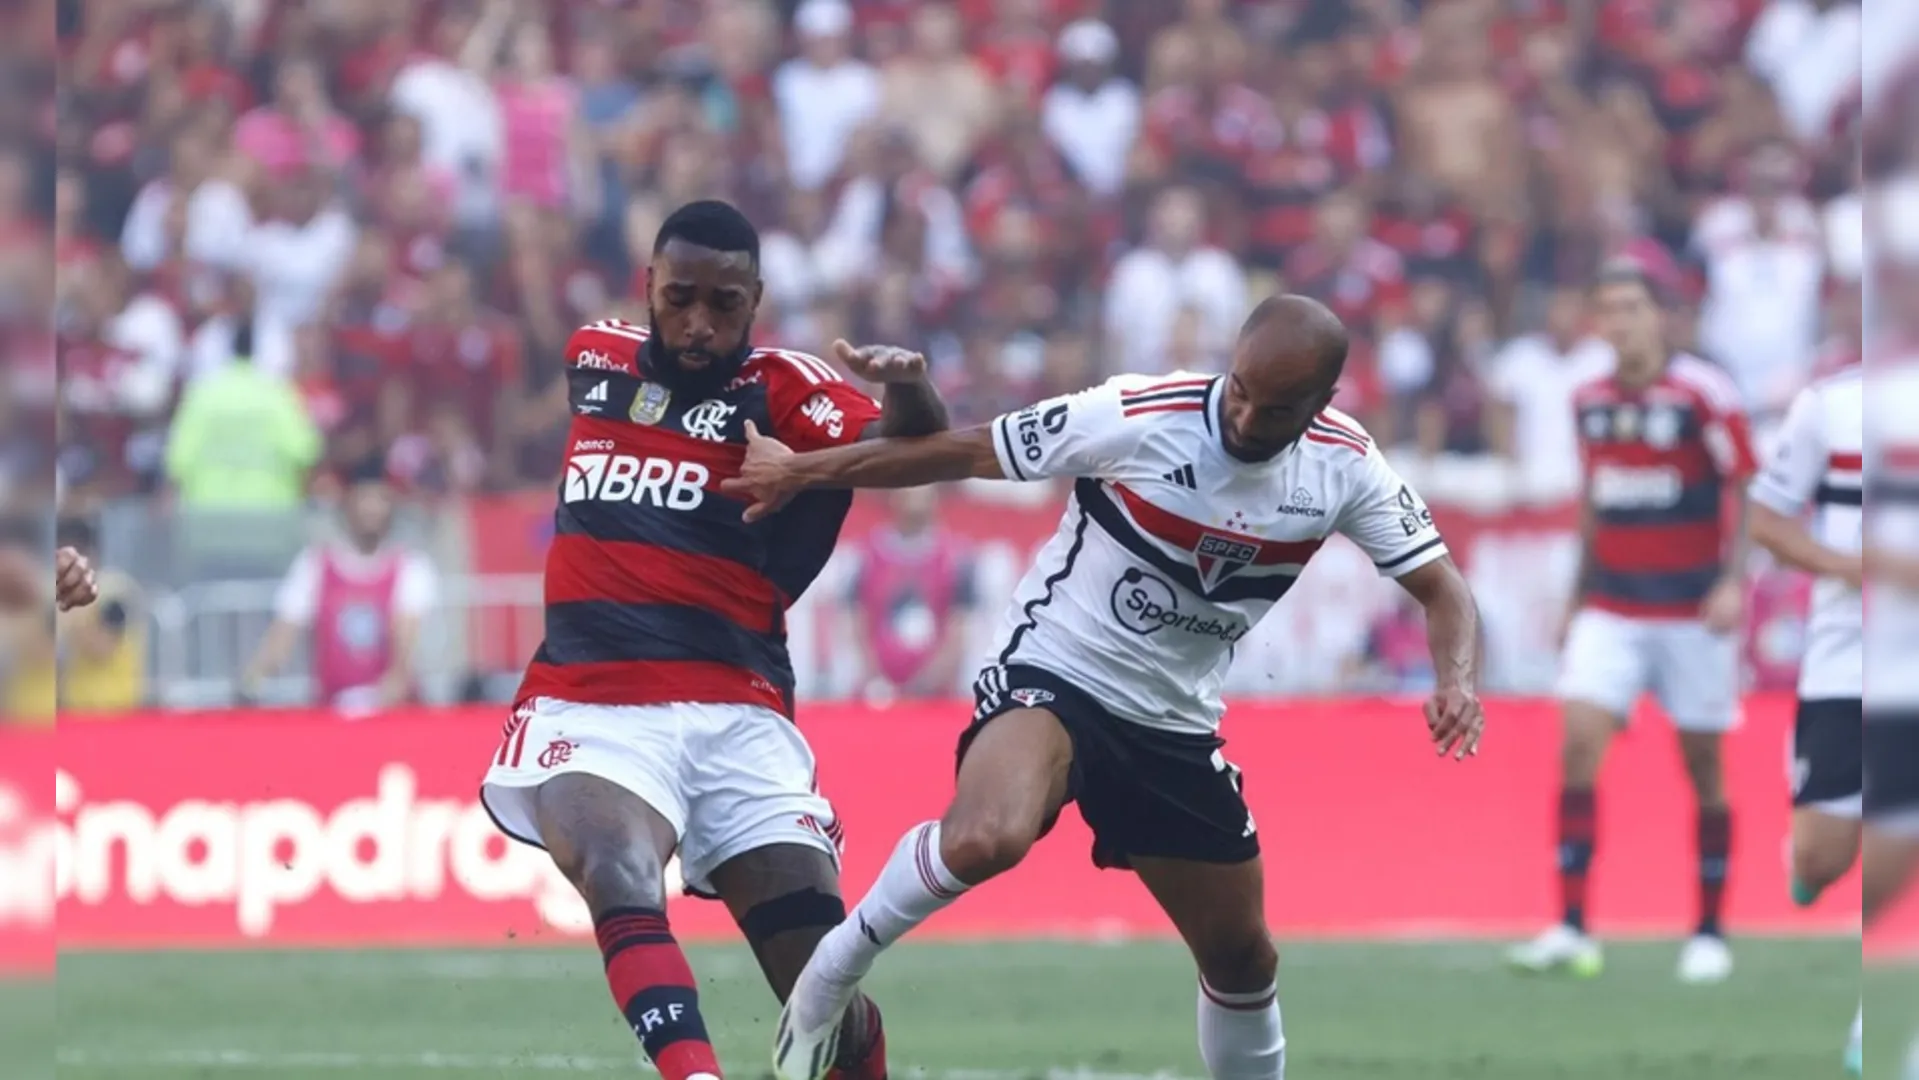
[[164, 319, 322, 511]]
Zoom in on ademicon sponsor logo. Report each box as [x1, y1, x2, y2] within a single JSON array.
[[45, 766, 674, 937]]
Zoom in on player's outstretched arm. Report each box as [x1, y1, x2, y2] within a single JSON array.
[[1396, 555, 1484, 760], [725, 423, 1004, 522]]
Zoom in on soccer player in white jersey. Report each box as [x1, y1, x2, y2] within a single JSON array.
[[723, 296, 1486, 1080], [1862, 355, 1919, 1079], [1745, 364, 1864, 1072]]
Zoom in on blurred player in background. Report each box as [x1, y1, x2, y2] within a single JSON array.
[[479, 201, 948, 1080], [1745, 362, 1863, 1070], [727, 295, 1485, 1080], [1510, 261, 1758, 984], [1862, 227, 1919, 1078]]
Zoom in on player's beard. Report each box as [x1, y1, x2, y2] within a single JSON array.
[[644, 318, 755, 399]]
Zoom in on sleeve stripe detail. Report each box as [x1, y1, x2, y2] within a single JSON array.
[[1120, 377, 1213, 399], [765, 349, 842, 385], [1121, 402, 1205, 417], [1305, 430, 1368, 455], [583, 322, 650, 344], [1376, 536, 1445, 570], [1313, 412, 1370, 444], [1118, 386, 1210, 407], [995, 416, 1029, 481]]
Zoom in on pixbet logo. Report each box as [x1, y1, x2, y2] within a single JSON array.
[[574, 348, 626, 372], [564, 454, 709, 509], [1110, 568, 1245, 642]]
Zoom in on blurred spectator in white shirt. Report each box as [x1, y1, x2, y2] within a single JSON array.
[[1103, 186, 1246, 374], [1041, 20, 1138, 198], [120, 124, 254, 274], [1483, 286, 1615, 504], [1691, 141, 1826, 414], [388, 1, 505, 236], [242, 168, 357, 345], [1746, 0, 1862, 143], [775, 0, 881, 191]]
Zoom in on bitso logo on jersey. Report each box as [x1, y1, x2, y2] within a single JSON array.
[[630, 382, 671, 425]]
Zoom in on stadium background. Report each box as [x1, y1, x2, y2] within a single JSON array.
[[3, 0, 1911, 1076]]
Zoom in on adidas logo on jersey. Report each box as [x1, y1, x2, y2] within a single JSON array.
[[1162, 464, 1198, 489], [579, 380, 610, 414]]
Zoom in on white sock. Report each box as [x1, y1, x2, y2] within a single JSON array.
[[1852, 1001, 1862, 1042], [794, 822, 968, 1031], [1198, 978, 1286, 1079]]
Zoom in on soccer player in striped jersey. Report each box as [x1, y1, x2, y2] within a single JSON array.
[[1509, 261, 1759, 985], [479, 201, 949, 1080]]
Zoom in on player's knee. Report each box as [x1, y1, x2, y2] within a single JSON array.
[[937, 811, 1037, 883], [1193, 931, 1278, 995], [551, 842, 668, 914]]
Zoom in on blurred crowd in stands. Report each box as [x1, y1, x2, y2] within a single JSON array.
[[0, 0, 1890, 714]]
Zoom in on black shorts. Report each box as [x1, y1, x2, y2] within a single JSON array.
[[1864, 713, 1919, 822], [962, 664, 1259, 870], [1791, 698, 1862, 809]]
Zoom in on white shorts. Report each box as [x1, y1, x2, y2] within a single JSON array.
[[1556, 608, 1741, 732], [479, 697, 842, 897]]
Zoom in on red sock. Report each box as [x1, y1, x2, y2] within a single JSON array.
[[827, 996, 887, 1080], [595, 907, 721, 1079], [1557, 787, 1597, 932]]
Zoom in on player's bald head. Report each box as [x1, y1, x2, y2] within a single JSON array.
[[1217, 295, 1350, 462], [1235, 294, 1349, 390]]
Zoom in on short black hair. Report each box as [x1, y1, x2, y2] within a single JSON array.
[[653, 199, 760, 267], [1592, 257, 1665, 305]]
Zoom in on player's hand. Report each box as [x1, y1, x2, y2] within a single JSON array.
[[722, 421, 803, 523], [1425, 685, 1483, 761], [833, 338, 926, 384], [1698, 577, 1744, 634], [54, 547, 98, 612]]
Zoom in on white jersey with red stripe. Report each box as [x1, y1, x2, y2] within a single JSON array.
[[1749, 365, 1863, 701], [985, 373, 1449, 735]]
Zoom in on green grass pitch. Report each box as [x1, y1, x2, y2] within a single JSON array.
[[38, 938, 1902, 1079]]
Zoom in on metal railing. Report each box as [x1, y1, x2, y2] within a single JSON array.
[[148, 573, 546, 709]]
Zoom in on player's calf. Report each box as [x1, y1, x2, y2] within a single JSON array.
[[1788, 810, 1860, 906], [537, 776, 723, 1080]]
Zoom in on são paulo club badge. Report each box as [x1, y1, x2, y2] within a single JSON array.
[[1010, 688, 1055, 708]]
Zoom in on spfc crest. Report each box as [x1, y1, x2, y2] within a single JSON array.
[[630, 382, 671, 425], [1010, 688, 1055, 708], [1194, 533, 1258, 594]]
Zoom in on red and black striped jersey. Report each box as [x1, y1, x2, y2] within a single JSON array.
[[516, 319, 882, 716], [1573, 354, 1757, 618]]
